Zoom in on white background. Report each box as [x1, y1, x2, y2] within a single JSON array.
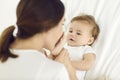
[[0, 0, 120, 80]]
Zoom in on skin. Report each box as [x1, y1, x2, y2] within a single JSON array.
[[51, 33, 67, 56], [67, 21, 94, 46]]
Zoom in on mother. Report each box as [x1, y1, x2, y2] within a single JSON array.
[[0, 0, 77, 80]]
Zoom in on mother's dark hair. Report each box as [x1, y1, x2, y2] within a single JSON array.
[[0, 0, 65, 62]]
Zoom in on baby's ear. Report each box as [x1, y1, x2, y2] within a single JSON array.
[[88, 37, 94, 45]]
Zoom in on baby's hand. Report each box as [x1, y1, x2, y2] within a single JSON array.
[[52, 34, 67, 56]]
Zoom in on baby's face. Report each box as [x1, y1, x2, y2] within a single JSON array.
[[67, 21, 94, 46]]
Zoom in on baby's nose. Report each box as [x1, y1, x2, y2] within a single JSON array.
[[70, 33, 75, 36]]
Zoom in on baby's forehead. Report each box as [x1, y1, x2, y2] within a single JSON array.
[[70, 20, 91, 26], [70, 21, 92, 29], [69, 27, 81, 31]]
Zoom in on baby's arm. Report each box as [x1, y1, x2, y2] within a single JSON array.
[[49, 34, 67, 59], [72, 53, 96, 71]]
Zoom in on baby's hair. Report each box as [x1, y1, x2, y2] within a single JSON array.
[[71, 14, 100, 43]]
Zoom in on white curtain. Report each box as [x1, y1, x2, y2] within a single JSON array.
[[0, 0, 120, 80], [61, 0, 120, 80], [0, 0, 19, 34]]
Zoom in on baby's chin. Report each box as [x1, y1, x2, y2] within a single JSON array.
[[67, 43, 83, 47], [67, 43, 77, 47], [67, 40, 75, 46]]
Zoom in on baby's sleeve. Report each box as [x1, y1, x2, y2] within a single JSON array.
[[84, 45, 96, 55]]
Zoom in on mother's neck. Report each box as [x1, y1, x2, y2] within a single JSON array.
[[10, 33, 45, 52]]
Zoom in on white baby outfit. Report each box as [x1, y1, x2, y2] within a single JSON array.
[[65, 45, 95, 80]]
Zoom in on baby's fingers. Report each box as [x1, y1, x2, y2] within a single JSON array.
[[52, 34, 67, 55]]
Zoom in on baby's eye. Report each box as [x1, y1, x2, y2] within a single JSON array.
[[69, 30, 73, 33], [77, 33, 81, 35]]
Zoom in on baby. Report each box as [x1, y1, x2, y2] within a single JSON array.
[[50, 14, 100, 80]]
